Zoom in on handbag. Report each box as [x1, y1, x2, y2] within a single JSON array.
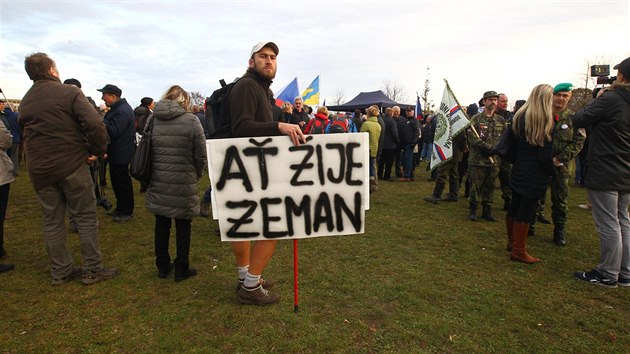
[[130, 114, 154, 184], [491, 126, 517, 164]]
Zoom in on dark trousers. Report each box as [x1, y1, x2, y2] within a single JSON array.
[[154, 215, 192, 273], [378, 148, 396, 180], [394, 146, 403, 177], [0, 184, 9, 254], [507, 191, 539, 223], [109, 163, 134, 215]]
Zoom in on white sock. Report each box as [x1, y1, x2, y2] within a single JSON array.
[[243, 272, 261, 288], [237, 265, 249, 281]]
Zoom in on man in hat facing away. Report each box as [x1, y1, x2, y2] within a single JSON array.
[[466, 91, 506, 221], [98, 84, 136, 223]]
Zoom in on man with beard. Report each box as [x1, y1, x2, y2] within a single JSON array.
[[466, 91, 506, 221], [229, 41, 305, 305], [98, 84, 136, 223]]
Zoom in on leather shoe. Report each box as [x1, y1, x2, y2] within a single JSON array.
[[537, 215, 551, 224]]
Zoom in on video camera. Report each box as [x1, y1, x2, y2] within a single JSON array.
[[591, 65, 617, 85]]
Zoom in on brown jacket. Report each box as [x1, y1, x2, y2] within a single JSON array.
[[229, 69, 280, 137], [18, 77, 107, 190]]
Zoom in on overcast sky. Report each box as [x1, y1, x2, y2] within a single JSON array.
[[1, 0, 629, 111]]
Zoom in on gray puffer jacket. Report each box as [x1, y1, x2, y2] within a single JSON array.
[[146, 99, 207, 219]]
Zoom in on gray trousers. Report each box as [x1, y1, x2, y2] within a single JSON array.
[[588, 189, 630, 281], [35, 164, 103, 279]]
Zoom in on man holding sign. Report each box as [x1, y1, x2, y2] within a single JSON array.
[[229, 41, 306, 305]]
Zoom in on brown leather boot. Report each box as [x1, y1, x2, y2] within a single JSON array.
[[505, 216, 514, 252], [510, 222, 540, 264]]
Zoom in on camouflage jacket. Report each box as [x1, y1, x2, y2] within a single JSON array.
[[466, 112, 506, 167], [553, 109, 585, 169]]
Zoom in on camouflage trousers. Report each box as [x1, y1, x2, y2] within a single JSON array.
[[468, 165, 498, 205], [550, 172, 570, 227], [436, 159, 459, 186], [499, 161, 512, 202]]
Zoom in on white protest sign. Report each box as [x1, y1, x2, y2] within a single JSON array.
[[207, 133, 369, 241]]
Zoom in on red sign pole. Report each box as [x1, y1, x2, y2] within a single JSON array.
[[293, 239, 299, 313]]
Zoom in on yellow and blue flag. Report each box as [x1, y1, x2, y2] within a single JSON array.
[[301, 75, 320, 106]]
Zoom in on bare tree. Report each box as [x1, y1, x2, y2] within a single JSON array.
[[331, 89, 346, 106], [189, 91, 206, 106], [382, 80, 407, 103], [421, 66, 435, 114]]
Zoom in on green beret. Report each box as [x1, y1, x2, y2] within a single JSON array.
[[553, 83, 573, 94]]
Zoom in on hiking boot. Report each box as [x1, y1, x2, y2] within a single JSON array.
[[113, 214, 134, 224], [237, 285, 280, 305], [0, 263, 15, 273], [174, 268, 198, 282], [423, 195, 441, 204], [574, 269, 618, 288], [82, 268, 118, 285], [51, 266, 82, 285], [619, 277, 630, 287], [199, 202, 210, 217], [236, 277, 275, 292], [158, 263, 174, 279]]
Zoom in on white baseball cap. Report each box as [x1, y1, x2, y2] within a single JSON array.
[[250, 41, 279, 57]]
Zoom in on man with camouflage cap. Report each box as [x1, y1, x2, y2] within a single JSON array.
[[546, 83, 585, 246], [466, 91, 506, 221]]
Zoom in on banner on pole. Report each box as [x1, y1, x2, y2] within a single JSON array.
[[207, 133, 369, 241], [430, 83, 470, 170]]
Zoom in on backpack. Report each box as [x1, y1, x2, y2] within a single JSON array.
[[307, 118, 326, 134], [326, 117, 349, 134], [206, 78, 239, 139]]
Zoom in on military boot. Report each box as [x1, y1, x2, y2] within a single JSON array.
[[468, 202, 478, 221], [481, 204, 497, 222], [443, 180, 459, 202], [424, 182, 444, 203], [553, 226, 566, 246]]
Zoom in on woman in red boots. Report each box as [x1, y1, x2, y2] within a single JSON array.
[[504, 84, 558, 263]]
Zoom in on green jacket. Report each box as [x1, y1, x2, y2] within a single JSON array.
[[360, 116, 382, 157], [466, 111, 506, 167], [552, 108, 585, 173]]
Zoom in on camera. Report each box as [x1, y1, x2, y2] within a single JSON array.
[[596, 76, 617, 85], [591, 64, 617, 85], [97, 197, 113, 210]]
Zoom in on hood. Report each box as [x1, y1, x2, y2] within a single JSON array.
[[134, 105, 149, 116], [153, 99, 187, 120]]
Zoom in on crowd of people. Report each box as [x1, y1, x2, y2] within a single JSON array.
[[1, 45, 628, 301]]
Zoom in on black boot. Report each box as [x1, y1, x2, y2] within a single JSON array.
[[468, 202, 478, 221], [444, 180, 459, 202], [0, 263, 14, 273], [424, 182, 445, 203], [553, 226, 566, 246], [481, 204, 497, 222], [528, 213, 537, 237], [503, 198, 511, 211], [537, 214, 551, 224]]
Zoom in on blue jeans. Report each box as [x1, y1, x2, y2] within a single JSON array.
[[421, 142, 433, 160], [369, 157, 376, 177], [403, 144, 415, 178]]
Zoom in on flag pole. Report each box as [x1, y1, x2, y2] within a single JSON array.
[[444, 79, 494, 164], [293, 239, 299, 313]]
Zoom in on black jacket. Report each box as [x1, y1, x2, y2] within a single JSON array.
[[229, 68, 279, 137], [398, 116, 419, 145], [381, 114, 399, 150], [572, 82, 630, 191], [509, 116, 556, 198], [104, 98, 136, 164]]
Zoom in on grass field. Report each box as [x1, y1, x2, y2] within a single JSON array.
[[1, 162, 628, 353]]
